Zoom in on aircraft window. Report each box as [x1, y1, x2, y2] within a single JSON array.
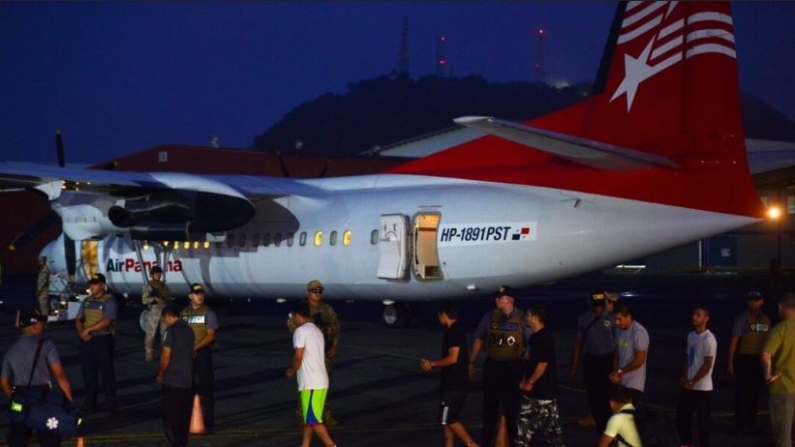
[[299, 232, 307, 246], [252, 233, 261, 246], [238, 234, 247, 247], [370, 230, 379, 245], [227, 235, 235, 247], [314, 231, 323, 247], [193, 241, 200, 249], [343, 230, 352, 246], [287, 232, 295, 247], [330, 231, 338, 246], [275, 232, 283, 247], [263, 233, 272, 247]]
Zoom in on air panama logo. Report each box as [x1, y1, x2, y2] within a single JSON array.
[[610, 1, 736, 111], [106, 259, 183, 273]]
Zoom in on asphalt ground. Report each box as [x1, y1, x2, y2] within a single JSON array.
[[0, 275, 784, 446]]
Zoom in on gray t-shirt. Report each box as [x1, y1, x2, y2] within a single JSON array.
[[1, 334, 61, 386], [161, 320, 195, 389], [616, 320, 649, 392]]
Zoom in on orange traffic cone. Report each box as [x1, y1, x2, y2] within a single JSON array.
[[76, 436, 86, 447], [189, 394, 205, 434]]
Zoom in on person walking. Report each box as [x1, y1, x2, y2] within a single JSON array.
[[571, 291, 617, 432], [598, 385, 642, 447], [2, 309, 73, 447], [727, 291, 770, 434], [420, 300, 480, 447], [469, 286, 532, 447], [182, 283, 218, 433], [286, 302, 338, 447], [516, 305, 565, 447], [609, 303, 649, 405], [287, 279, 341, 425], [142, 265, 173, 362], [75, 272, 118, 413], [762, 292, 795, 447], [676, 305, 717, 447], [157, 305, 195, 447]]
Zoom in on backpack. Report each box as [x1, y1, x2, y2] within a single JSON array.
[[617, 408, 680, 447]]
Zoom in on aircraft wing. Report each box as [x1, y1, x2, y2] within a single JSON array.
[[454, 116, 681, 171]]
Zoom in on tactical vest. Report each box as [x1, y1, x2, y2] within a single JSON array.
[[82, 293, 114, 334], [182, 305, 210, 346], [485, 309, 525, 360], [149, 280, 172, 302], [739, 311, 771, 355]]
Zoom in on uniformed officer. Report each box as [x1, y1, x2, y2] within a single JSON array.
[[75, 272, 118, 413], [287, 279, 341, 425], [570, 291, 617, 433], [142, 265, 172, 362], [727, 291, 771, 434], [36, 256, 50, 316], [2, 309, 73, 447], [468, 285, 532, 447], [182, 283, 218, 432]]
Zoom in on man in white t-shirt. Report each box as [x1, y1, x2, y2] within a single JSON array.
[[286, 302, 338, 447], [675, 305, 717, 447], [598, 385, 641, 447]]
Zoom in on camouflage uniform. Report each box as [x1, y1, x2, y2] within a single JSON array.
[[36, 262, 50, 316], [142, 279, 172, 361], [516, 398, 565, 447]]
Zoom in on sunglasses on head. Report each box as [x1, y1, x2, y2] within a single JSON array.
[[309, 288, 324, 294]]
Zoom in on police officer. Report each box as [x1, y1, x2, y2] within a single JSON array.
[[468, 286, 532, 447], [142, 265, 172, 362], [2, 309, 73, 447], [570, 291, 617, 433], [287, 279, 341, 425], [75, 272, 118, 413], [727, 291, 771, 434], [182, 283, 218, 432]]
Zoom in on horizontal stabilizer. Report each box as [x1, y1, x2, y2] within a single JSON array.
[[454, 116, 680, 171]]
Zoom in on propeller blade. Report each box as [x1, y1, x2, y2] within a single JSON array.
[[275, 150, 291, 178], [8, 211, 59, 251]]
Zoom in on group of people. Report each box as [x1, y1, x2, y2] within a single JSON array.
[[8, 269, 795, 447]]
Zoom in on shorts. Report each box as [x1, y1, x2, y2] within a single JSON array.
[[300, 388, 328, 426], [439, 392, 466, 425]]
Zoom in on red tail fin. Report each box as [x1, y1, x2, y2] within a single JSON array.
[[390, 1, 763, 218]]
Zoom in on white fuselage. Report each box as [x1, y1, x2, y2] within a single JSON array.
[[42, 174, 757, 301]]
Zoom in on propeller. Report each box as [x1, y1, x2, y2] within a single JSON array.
[[8, 130, 77, 280]]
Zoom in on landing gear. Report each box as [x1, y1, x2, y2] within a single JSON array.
[[139, 309, 149, 334]]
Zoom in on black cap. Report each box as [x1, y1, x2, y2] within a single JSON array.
[[190, 283, 205, 294], [748, 291, 763, 300], [19, 309, 46, 328], [150, 266, 163, 274], [496, 285, 514, 298], [590, 292, 607, 306], [87, 273, 106, 285]]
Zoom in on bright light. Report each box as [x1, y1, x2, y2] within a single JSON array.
[[768, 206, 782, 219]]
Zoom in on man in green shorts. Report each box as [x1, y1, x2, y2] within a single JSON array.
[[286, 302, 338, 447]]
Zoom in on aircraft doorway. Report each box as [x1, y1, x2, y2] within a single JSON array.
[[413, 213, 442, 280]]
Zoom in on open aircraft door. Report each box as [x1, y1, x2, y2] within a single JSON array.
[[377, 214, 409, 280]]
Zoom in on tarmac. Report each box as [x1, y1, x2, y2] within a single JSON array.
[[0, 281, 783, 447]]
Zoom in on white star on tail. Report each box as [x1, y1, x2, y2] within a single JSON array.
[[610, 38, 655, 112]]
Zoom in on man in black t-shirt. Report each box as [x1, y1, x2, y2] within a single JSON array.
[[421, 300, 481, 447], [516, 305, 565, 447]]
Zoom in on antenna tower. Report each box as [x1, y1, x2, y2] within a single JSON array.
[[396, 17, 409, 76]]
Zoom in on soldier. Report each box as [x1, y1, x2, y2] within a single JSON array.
[[287, 279, 341, 425], [36, 256, 50, 316], [182, 283, 218, 433], [75, 272, 118, 413], [142, 265, 172, 362]]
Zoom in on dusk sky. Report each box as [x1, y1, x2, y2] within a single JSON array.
[[2, 2, 794, 164]]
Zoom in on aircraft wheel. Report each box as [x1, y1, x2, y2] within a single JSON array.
[[383, 303, 408, 328], [138, 309, 149, 335]]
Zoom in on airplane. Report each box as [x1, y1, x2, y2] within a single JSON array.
[[0, 1, 766, 326]]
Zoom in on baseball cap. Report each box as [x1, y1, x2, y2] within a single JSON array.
[[87, 273, 106, 285], [747, 291, 763, 300], [589, 292, 606, 306], [306, 279, 323, 290], [190, 284, 205, 294], [496, 285, 514, 299], [18, 309, 46, 328]]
